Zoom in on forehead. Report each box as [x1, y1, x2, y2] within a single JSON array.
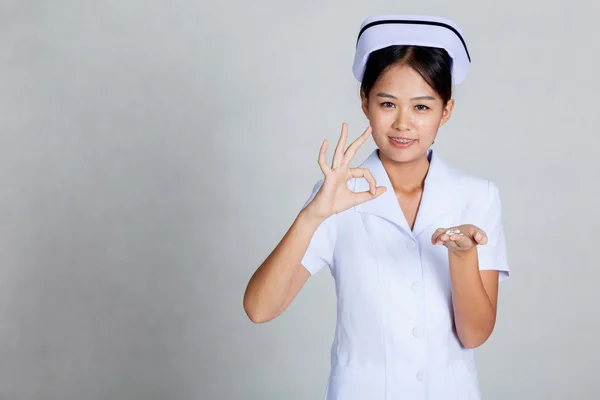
[[373, 64, 437, 96]]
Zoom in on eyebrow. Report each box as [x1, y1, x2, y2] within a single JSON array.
[[376, 93, 436, 101]]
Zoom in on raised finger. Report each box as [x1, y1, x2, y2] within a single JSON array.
[[342, 125, 372, 166], [332, 123, 348, 169], [318, 140, 331, 175], [351, 168, 377, 195]]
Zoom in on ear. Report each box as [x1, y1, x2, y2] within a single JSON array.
[[361, 90, 370, 119], [438, 99, 455, 128]]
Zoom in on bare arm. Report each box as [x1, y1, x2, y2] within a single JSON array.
[[243, 210, 324, 323], [242, 123, 386, 324], [448, 249, 499, 348], [432, 225, 501, 348]]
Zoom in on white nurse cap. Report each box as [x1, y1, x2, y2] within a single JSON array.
[[352, 14, 471, 85]]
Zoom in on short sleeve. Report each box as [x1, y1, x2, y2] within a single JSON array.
[[300, 180, 336, 276], [477, 181, 510, 281]]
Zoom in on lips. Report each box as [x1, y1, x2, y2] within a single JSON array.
[[389, 136, 416, 148]]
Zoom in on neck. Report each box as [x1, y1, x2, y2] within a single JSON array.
[[379, 150, 431, 193]]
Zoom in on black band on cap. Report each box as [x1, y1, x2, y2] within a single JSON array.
[[356, 19, 471, 62]]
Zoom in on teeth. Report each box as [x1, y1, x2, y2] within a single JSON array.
[[391, 138, 414, 143]]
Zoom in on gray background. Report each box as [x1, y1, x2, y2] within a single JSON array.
[[0, 0, 598, 399]]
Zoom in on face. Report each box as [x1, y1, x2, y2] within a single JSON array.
[[361, 64, 454, 164]]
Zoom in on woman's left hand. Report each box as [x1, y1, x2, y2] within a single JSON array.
[[431, 224, 488, 253]]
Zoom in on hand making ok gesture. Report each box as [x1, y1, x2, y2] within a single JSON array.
[[304, 123, 387, 220]]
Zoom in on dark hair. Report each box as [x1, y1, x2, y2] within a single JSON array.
[[360, 45, 453, 105]]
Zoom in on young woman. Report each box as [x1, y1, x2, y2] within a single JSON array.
[[244, 14, 509, 400]]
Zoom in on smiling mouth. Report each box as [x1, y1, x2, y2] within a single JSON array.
[[390, 137, 417, 143]]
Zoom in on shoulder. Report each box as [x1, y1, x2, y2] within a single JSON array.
[[442, 161, 501, 208]]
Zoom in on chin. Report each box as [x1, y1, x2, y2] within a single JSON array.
[[377, 143, 429, 164]]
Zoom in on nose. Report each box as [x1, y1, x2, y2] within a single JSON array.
[[392, 109, 411, 131]]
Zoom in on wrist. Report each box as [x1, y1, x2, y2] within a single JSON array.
[[449, 246, 478, 260], [298, 207, 328, 227]]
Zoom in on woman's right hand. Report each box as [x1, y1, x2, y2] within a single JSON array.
[[304, 123, 387, 221]]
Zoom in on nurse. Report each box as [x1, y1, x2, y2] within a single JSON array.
[[244, 14, 509, 400]]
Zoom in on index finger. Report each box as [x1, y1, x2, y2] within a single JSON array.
[[341, 125, 372, 166]]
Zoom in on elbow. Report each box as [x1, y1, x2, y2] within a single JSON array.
[[458, 323, 496, 349], [243, 294, 276, 324], [244, 307, 272, 324], [459, 335, 489, 349]]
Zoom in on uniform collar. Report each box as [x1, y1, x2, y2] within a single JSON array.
[[353, 149, 466, 238]]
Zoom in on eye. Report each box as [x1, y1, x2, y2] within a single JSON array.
[[415, 105, 430, 111], [381, 102, 395, 108]]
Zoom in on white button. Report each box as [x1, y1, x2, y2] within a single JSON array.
[[417, 370, 426, 382], [406, 240, 417, 251], [411, 281, 422, 292], [412, 327, 424, 338]]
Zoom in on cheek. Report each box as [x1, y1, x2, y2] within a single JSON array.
[[369, 107, 393, 123], [368, 110, 393, 133], [370, 129, 388, 149], [413, 114, 443, 133]]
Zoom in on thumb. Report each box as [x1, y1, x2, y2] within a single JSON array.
[[474, 230, 488, 245]]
